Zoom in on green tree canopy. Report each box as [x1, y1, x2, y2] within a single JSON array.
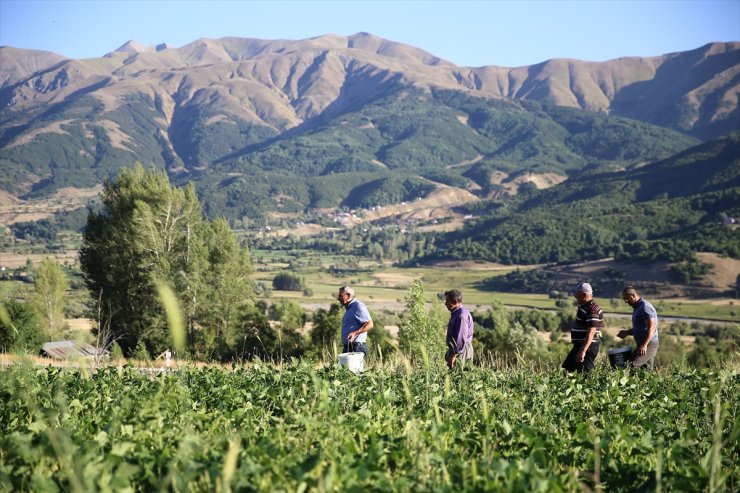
[[0, 300, 42, 353], [80, 164, 253, 359]]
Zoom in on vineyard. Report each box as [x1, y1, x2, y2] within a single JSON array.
[[1, 360, 738, 492]]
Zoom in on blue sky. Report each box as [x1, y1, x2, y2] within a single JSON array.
[[1, 0, 738, 67]]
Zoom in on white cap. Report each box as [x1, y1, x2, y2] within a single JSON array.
[[574, 282, 593, 294]]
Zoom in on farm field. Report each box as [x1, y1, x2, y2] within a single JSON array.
[[1, 361, 737, 492], [251, 250, 740, 322], [2, 245, 738, 323]]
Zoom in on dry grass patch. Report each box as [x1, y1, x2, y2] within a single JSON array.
[[373, 272, 416, 287], [0, 185, 101, 226], [0, 251, 79, 269], [696, 252, 739, 291]]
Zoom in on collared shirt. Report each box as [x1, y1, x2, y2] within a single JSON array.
[[446, 305, 474, 354], [341, 299, 372, 344], [571, 299, 603, 343], [632, 298, 659, 345]]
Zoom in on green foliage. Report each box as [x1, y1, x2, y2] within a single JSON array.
[[482, 269, 565, 294], [287, 225, 437, 264], [0, 300, 42, 353], [79, 164, 253, 359], [10, 220, 57, 241], [271, 272, 304, 291], [1, 364, 737, 491], [671, 259, 713, 282], [342, 175, 436, 208], [10, 206, 90, 241], [238, 303, 304, 361], [32, 257, 68, 338], [687, 324, 740, 368], [397, 280, 446, 362], [471, 299, 548, 365], [366, 314, 396, 359], [130, 340, 150, 362], [270, 299, 306, 332], [109, 341, 124, 360], [439, 134, 740, 264], [308, 303, 343, 357]]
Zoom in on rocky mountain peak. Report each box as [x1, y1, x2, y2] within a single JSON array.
[[109, 40, 169, 56]]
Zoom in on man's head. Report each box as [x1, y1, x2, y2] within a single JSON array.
[[337, 285, 355, 307], [573, 281, 593, 303], [621, 286, 639, 306], [444, 289, 463, 312]]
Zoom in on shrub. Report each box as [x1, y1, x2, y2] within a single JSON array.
[[272, 272, 304, 291]]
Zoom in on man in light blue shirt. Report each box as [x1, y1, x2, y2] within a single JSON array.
[[337, 285, 373, 359], [618, 286, 659, 369]]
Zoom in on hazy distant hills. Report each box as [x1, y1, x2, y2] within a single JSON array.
[[0, 33, 738, 219]]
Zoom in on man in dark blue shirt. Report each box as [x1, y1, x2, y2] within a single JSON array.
[[618, 286, 659, 369], [444, 289, 474, 368]]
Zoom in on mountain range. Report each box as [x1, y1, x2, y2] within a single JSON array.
[[0, 33, 738, 227]]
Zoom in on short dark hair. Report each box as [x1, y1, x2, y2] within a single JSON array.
[[444, 289, 462, 303], [621, 286, 638, 297]]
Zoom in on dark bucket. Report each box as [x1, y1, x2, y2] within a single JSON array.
[[607, 347, 632, 368]]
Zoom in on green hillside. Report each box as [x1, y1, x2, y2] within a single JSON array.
[[437, 133, 740, 264], [181, 90, 699, 219]]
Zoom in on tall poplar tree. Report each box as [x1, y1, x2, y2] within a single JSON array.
[[33, 258, 67, 338]]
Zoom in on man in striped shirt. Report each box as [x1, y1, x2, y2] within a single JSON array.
[[562, 282, 603, 373]]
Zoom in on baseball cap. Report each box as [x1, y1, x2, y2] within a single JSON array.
[[574, 282, 593, 294]]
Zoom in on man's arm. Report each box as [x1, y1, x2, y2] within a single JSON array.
[[577, 327, 596, 362], [637, 317, 655, 355], [347, 319, 373, 342]]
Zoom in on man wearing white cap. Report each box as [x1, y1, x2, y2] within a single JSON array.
[[562, 282, 603, 373]]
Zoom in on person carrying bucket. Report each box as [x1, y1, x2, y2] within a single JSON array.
[[562, 282, 603, 373], [444, 289, 474, 369], [337, 285, 373, 359], [618, 286, 659, 370]]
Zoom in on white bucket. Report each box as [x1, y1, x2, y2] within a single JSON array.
[[337, 352, 364, 374]]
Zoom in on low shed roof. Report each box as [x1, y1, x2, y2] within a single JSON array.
[[41, 340, 108, 359]]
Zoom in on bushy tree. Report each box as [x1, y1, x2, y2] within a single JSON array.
[[0, 300, 43, 353], [366, 312, 396, 359], [80, 164, 253, 359], [194, 217, 254, 359], [272, 272, 304, 291], [308, 303, 343, 358], [33, 257, 68, 338], [474, 322, 546, 367], [271, 299, 306, 332], [472, 299, 548, 366], [237, 304, 304, 361]]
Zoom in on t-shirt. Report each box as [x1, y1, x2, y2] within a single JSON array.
[[571, 299, 603, 343], [632, 298, 659, 345], [341, 299, 372, 344]]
